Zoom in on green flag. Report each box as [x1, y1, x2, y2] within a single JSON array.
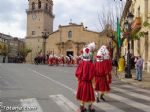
[[117, 17, 121, 48]]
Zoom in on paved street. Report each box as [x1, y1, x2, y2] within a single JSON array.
[[0, 63, 150, 112]]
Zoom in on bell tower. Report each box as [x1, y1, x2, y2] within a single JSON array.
[[25, 0, 54, 63]]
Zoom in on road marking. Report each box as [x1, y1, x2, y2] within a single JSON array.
[[122, 85, 150, 94], [50, 94, 78, 112], [51, 67, 71, 73], [28, 69, 76, 94], [111, 86, 150, 101], [94, 102, 125, 112], [108, 93, 150, 112], [0, 101, 3, 112], [29, 69, 150, 112], [20, 98, 43, 112]]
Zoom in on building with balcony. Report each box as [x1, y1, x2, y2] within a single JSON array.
[[121, 0, 150, 72]]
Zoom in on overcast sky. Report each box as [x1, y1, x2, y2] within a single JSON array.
[[0, 0, 126, 38]]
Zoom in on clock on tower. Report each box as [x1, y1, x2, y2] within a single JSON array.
[[25, 0, 55, 63]]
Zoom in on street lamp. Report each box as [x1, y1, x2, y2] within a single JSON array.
[[124, 12, 134, 78], [42, 31, 49, 64]]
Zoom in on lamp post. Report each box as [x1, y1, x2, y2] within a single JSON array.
[[42, 31, 49, 64], [124, 12, 134, 78]]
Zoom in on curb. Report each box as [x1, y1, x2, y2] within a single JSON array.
[[120, 78, 150, 89]]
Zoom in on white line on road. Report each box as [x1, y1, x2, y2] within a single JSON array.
[[29, 69, 150, 112], [50, 94, 78, 112], [28, 69, 76, 94], [51, 67, 72, 73], [20, 98, 43, 112], [111, 86, 150, 101], [108, 93, 150, 112], [122, 85, 150, 94], [94, 102, 125, 112]]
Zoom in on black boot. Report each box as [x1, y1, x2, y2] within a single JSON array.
[[88, 104, 95, 112], [100, 94, 106, 101], [79, 105, 86, 112], [96, 97, 100, 103]]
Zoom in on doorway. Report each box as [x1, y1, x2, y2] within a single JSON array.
[[66, 51, 73, 57]]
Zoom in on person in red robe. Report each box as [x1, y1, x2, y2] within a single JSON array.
[[61, 55, 65, 66], [48, 55, 53, 66], [75, 47, 95, 112], [94, 45, 112, 102]]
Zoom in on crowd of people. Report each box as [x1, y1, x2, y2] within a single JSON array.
[[34, 54, 82, 66], [34, 42, 113, 112], [33, 41, 144, 112], [112, 53, 144, 81]]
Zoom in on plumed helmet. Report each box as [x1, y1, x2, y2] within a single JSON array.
[[80, 47, 92, 61], [97, 45, 110, 60], [87, 42, 96, 51]]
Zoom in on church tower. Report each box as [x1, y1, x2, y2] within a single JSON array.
[[25, 0, 54, 63]]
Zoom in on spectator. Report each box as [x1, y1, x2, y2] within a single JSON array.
[[135, 56, 144, 81], [118, 56, 125, 72], [117, 56, 125, 79], [112, 56, 118, 76]]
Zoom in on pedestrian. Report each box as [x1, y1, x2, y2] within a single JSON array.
[[3, 56, 6, 63], [94, 45, 112, 102], [135, 56, 144, 81], [117, 56, 125, 79], [112, 56, 118, 77], [75, 47, 95, 112]]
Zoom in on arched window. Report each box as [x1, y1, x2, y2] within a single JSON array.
[[38, 1, 41, 9], [68, 31, 72, 38], [32, 2, 35, 10]]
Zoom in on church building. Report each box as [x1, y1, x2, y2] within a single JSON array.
[[25, 0, 54, 63], [25, 0, 109, 62], [46, 22, 109, 57]]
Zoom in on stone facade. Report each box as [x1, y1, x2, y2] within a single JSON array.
[[25, 0, 109, 63], [121, 0, 150, 72], [0, 33, 25, 63], [46, 23, 109, 57], [25, 0, 54, 63]]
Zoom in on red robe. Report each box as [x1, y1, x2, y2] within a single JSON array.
[[104, 59, 112, 84], [94, 60, 111, 93], [48, 57, 53, 65], [61, 57, 65, 65], [75, 60, 95, 102]]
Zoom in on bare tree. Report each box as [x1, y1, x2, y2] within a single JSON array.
[[97, 0, 126, 57]]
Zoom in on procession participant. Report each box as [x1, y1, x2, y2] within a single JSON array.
[[75, 46, 96, 112], [55, 56, 59, 66], [103, 46, 112, 84], [76, 55, 82, 65], [87, 42, 96, 62], [94, 45, 112, 102], [69, 54, 74, 66], [61, 55, 65, 66], [48, 55, 53, 65], [66, 56, 70, 66]]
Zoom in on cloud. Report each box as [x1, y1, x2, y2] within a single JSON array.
[[0, 0, 27, 38], [53, 0, 125, 31], [0, 0, 125, 38]]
